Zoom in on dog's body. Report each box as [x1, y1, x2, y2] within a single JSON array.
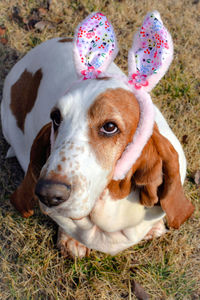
[[1, 12, 194, 257]]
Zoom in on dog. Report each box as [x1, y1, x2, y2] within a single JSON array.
[[1, 11, 194, 257]]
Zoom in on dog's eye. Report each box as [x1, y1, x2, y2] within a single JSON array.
[[100, 122, 119, 136], [50, 109, 61, 131]]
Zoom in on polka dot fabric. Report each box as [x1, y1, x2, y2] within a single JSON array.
[[128, 12, 171, 89], [74, 12, 117, 80]]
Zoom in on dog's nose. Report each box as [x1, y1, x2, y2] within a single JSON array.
[[35, 179, 71, 207]]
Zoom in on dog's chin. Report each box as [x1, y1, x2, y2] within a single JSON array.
[[39, 200, 91, 220]]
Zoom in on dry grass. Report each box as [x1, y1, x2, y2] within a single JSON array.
[[0, 0, 199, 299]]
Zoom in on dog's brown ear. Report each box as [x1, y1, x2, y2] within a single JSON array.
[[108, 125, 163, 204], [10, 123, 51, 217], [152, 127, 194, 228], [108, 125, 194, 229], [133, 125, 194, 228]]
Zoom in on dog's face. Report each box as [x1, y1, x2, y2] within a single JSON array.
[[36, 79, 140, 219]]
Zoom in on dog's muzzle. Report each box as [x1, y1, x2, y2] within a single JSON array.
[[35, 179, 71, 207]]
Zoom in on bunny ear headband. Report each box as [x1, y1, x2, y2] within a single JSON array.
[[73, 11, 173, 180]]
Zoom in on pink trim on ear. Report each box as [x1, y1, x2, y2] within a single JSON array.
[[128, 11, 173, 92], [73, 12, 118, 79], [113, 89, 155, 180]]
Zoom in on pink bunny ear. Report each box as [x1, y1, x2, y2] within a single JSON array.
[[128, 11, 173, 92], [73, 12, 118, 79]]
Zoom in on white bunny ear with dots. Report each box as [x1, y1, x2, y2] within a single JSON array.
[[73, 12, 118, 80], [128, 11, 173, 92], [114, 11, 173, 180]]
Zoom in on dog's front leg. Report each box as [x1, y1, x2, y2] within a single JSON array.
[[144, 219, 167, 240], [57, 227, 90, 258]]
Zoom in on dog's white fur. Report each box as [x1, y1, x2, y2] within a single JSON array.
[[1, 38, 187, 256]]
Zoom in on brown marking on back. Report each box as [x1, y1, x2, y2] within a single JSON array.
[[10, 68, 43, 132], [58, 38, 73, 43], [88, 88, 140, 175]]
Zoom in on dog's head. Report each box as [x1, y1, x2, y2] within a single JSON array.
[[11, 11, 194, 228], [36, 79, 141, 219]]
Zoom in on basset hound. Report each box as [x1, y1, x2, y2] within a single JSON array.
[[1, 12, 194, 257]]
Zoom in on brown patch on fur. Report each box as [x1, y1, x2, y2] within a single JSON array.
[[88, 88, 140, 173], [10, 68, 42, 132], [107, 168, 133, 199], [10, 123, 51, 217], [57, 164, 62, 172], [58, 38, 73, 43]]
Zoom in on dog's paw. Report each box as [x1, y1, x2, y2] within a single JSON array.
[[57, 227, 90, 258], [144, 219, 167, 240]]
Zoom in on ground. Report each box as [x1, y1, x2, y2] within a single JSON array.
[[0, 0, 199, 299]]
